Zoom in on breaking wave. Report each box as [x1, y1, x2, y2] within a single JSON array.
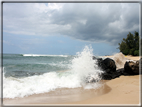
[[3, 46, 103, 99]]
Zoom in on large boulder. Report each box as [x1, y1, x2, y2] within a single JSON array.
[[123, 58, 141, 75], [92, 56, 116, 73], [99, 58, 116, 73], [95, 58, 122, 80]]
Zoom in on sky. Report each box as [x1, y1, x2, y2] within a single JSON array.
[[3, 2, 140, 56]]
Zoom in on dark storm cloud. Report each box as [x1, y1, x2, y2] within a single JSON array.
[[48, 3, 139, 45], [3, 3, 139, 45]]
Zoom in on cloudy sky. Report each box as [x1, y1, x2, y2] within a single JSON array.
[[3, 3, 139, 55]]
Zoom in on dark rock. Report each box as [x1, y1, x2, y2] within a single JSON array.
[[101, 70, 122, 80], [92, 56, 97, 60], [101, 73, 113, 80], [92, 56, 103, 64], [123, 59, 141, 75], [98, 58, 116, 74], [116, 68, 124, 73], [94, 58, 122, 80]]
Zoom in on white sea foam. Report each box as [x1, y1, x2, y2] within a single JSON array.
[[3, 71, 81, 98], [3, 46, 103, 99], [70, 45, 103, 83]]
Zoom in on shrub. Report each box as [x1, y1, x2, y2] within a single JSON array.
[[118, 31, 140, 56], [134, 50, 139, 56]]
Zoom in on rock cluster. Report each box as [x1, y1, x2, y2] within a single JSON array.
[[93, 56, 141, 80]]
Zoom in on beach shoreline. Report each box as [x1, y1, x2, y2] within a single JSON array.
[[3, 75, 141, 106], [105, 55, 140, 61], [2, 55, 141, 106]]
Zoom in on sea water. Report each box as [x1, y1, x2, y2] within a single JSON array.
[[2, 46, 103, 99]]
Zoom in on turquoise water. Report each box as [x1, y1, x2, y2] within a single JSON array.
[[3, 54, 74, 78]]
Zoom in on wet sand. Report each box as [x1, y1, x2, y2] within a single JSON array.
[[2, 55, 141, 106]]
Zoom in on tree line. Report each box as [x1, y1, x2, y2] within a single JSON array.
[[118, 31, 141, 56]]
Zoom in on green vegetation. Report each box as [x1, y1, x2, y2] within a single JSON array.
[[118, 31, 141, 56]]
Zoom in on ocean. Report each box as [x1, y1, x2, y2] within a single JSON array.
[[2, 46, 103, 99]]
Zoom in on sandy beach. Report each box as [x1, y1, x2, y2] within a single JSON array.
[[2, 55, 141, 106], [106, 55, 140, 61]]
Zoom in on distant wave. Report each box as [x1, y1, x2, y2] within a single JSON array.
[[22, 54, 68, 57]]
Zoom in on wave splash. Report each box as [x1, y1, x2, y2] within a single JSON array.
[[70, 45, 103, 83], [3, 45, 103, 99]]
